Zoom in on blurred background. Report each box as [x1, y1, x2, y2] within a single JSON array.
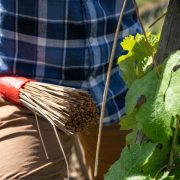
[[137, 0, 168, 33], [69, 0, 169, 179]]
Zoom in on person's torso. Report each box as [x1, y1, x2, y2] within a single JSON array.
[[0, 0, 139, 84]]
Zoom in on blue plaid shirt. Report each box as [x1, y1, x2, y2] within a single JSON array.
[[0, 0, 141, 125]]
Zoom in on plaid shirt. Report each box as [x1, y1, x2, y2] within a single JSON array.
[[0, 0, 141, 125]]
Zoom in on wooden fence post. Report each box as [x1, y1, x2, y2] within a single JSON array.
[[155, 0, 180, 64]]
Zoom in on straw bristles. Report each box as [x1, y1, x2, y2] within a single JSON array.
[[19, 82, 99, 135]]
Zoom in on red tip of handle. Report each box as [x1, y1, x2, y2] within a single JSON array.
[[0, 76, 34, 105]]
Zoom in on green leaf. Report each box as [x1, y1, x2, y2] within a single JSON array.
[[104, 143, 156, 180], [163, 177, 175, 180], [158, 51, 180, 93], [126, 130, 138, 145], [126, 175, 153, 180], [125, 68, 159, 115], [143, 143, 170, 177], [163, 53, 180, 116], [157, 171, 170, 179], [136, 95, 172, 143], [120, 111, 137, 130], [118, 33, 159, 87], [157, 171, 174, 180], [124, 52, 180, 143], [118, 56, 137, 87], [114, 33, 180, 179], [169, 168, 180, 180]]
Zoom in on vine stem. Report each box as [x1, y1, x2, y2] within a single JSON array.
[[168, 116, 179, 169], [154, 165, 168, 179], [132, 0, 160, 78], [93, 0, 128, 177], [149, 12, 167, 28]]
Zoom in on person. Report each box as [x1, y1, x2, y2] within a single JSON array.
[[0, 0, 141, 179]]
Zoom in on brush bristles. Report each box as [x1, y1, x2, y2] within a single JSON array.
[[19, 81, 99, 135]]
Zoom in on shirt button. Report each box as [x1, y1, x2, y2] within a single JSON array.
[[89, 37, 94, 44]]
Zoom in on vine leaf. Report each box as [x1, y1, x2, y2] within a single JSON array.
[[136, 94, 172, 144], [124, 51, 180, 144], [165, 60, 180, 117], [125, 68, 159, 115], [126, 130, 138, 145], [104, 143, 156, 180], [114, 29, 180, 178], [157, 171, 173, 180], [120, 111, 137, 130], [169, 167, 180, 179], [143, 143, 170, 177], [118, 33, 159, 87]]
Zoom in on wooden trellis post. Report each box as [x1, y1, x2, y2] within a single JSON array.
[[155, 0, 180, 64]]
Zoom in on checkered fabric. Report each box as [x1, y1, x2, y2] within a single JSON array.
[[0, 0, 141, 124]]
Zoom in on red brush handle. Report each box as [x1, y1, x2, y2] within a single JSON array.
[[0, 76, 34, 105]]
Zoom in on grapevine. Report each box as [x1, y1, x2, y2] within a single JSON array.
[[105, 33, 180, 180]]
